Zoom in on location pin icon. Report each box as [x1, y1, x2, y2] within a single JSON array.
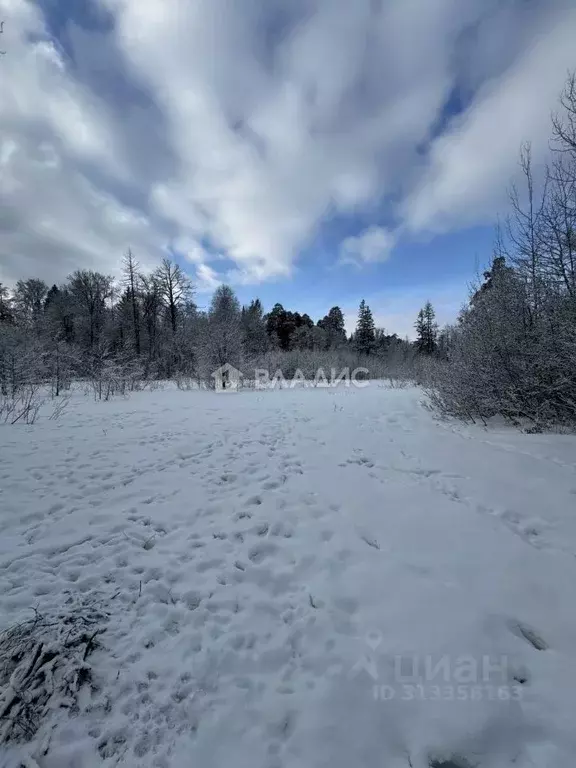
[[366, 630, 382, 651]]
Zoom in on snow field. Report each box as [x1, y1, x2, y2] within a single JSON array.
[[1, 384, 576, 767]]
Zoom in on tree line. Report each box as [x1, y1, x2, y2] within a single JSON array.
[[0, 252, 426, 400]]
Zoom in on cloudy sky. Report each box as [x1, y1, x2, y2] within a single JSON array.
[[1, 0, 575, 336]]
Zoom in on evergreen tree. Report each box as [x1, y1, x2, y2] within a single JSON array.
[[355, 300, 375, 354], [318, 306, 346, 348], [44, 285, 75, 343], [471, 255, 516, 309], [241, 299, 268, 359], [122, 249, 142, 356], [112, 289, 136, 352], [0, 283, 13, 325], [265, 304, 313, 350], [374, 328, 395, 355], [266, 303, 289, 349], [139, 274, 162, 362], [414, 301, 438, 354]]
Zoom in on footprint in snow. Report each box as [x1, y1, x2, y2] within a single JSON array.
[[509, 620, 548, 650], [248, 541, 278, 564], [246, 495, 263, 506], [262, 479, 283, 490], [196, 557, 225, 573], [429, 758, 474, 768]]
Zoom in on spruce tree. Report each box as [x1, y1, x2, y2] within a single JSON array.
[[122, 249, 141, 356], [0, 283, 13, 325], [355, 300, 376, 354], [318, 306, 346, 348], [414, 301, 438, 354], [241, 299, 268, 358]]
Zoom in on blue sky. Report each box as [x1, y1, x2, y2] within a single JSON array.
[[1, 0, 575, 336]]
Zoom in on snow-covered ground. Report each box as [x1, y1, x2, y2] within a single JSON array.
[[2, 383, 576, 768]]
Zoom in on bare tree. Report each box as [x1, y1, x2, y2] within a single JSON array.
[[507, 143, 547, 322], [154, 258, 193, 336], [552, 72, 576, 154], [68, 270, 113, 350], [541, 154, 576, 297], [544, 75, 576, 299], [13, 278, 48, 334]]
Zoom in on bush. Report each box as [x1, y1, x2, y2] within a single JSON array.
[[0, 601, 107, 745], [422, 280, 576, 430]]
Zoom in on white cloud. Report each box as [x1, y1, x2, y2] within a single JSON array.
[[339, 227, 396, 266], [195, 263, 222, 294], [0, 128, 162, 283], [176, 239, 212, 266], [100, 0, 477, 281], [1, 0, 575, 288], [402, 4, 576, 234], [0, 0, 162, 284]]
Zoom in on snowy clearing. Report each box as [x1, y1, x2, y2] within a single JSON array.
[[1, 384, 576, 768]]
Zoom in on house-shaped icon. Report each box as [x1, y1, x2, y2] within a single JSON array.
[[211, 363, 243, 392]]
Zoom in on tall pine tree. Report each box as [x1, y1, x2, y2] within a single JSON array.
[[318, 306, 346, 348], [414, 301, 438, 354], [0, 283, 13, 325], [122, 249, 142, 356], [241, 299, 268, 358], [355, 300, 375, 354]]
